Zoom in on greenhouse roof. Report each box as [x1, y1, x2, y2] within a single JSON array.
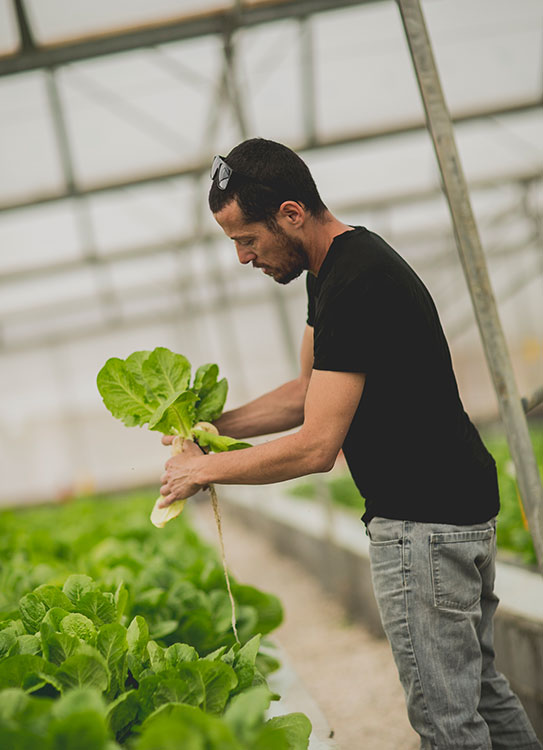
[[0, 0, 541, 356]]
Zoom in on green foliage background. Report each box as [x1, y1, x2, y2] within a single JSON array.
[[0, 492, 311, 750], [288, 426, 543, 567]]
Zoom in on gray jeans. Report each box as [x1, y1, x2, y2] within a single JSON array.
[[367, 516, 542, 750]]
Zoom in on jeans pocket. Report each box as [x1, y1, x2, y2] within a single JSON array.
[[367, 517, 404, 545], [430, 527, 495, 611]]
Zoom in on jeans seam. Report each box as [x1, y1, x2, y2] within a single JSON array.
[[479, 530, 496, 573], [403, 524, 437, 749]]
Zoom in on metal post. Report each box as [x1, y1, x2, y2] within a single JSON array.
[[300, 16, 317, 147], [396, 0, 543, 573], [45, 69, 121, 324], [221, 26, 300, 375]]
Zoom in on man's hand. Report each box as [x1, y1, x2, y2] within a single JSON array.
[[159, 439, 205, 508]]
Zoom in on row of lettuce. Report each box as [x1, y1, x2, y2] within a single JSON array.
[[287, 426, 543, 567], [0, 491, 311, 750]]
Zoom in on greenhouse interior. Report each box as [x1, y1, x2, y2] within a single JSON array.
[[0, 0, 542, 748]]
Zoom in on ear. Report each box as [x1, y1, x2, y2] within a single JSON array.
[[277, 200, 305, 228]]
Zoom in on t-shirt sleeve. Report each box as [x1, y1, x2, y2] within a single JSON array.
[[306, 272, 316, 327], [312, 272, 395, 373]]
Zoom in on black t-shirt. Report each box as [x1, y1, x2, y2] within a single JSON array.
[[306, 226, 499, 525]]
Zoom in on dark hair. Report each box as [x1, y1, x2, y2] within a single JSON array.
[[208, 138, 327, 226]]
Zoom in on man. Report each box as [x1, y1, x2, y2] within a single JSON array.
[[159, 138, 541, 750]]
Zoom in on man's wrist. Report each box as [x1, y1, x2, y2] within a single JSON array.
[[192, 454, 213, 489]]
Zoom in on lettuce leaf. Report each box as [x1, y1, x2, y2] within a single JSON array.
[[192, 364, 228, 422], [97, 358, 158, 428], [33, 585, 74, 613], [148, 391, 197, 437], [0, 654, 57, 690], [77, 592, 117, 627], [18, 594, 47, 634], [141, 348, 191, 401], [192, 364, 219, 399], [60, 614, 97, 644], [97, 348, 243, 448], [223, 685, 272, 743], [13, 635, 40, 656], [255, 713, 312, 750], [106, 689, 139, 738], [96, 623, 128, 698], [195, 379, 228, 423], [48, 687, 111, 749], [137, 703, 241, 750], [55, 645, 110, 693], [62, 575, 96, 606], [124, 350, 152, 387], [41, 630, 80, 666], [192, 430, 250, 453], [126, 616, 149, 661]]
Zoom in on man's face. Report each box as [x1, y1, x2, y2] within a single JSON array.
[[214, 200, 309, 285]]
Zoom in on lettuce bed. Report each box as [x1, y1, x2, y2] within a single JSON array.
[[287, 427, 543, 567], [0, 492, 311, 749]]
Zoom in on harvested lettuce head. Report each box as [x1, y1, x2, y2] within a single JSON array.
[[97, 348, 251, 525]]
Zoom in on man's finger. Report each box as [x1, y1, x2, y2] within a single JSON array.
[[157, 493, 176, 509], [161, 435, 174, 446]]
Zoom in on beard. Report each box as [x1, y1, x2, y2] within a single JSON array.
[[268, 226, 310, 285]]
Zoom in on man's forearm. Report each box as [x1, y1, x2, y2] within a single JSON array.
[[213, 377, 307, 439], [159, 368, 365, 508], [192, 428, 333, 488]]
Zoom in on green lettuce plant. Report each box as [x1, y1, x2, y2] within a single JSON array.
[[0, 494, 313, 748], [97, 347, 248, 450], [97, 347, 250, 526]]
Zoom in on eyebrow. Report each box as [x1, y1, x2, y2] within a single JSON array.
[[231, 234, 254, 242]]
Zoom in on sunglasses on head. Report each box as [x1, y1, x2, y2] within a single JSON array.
[[210, 155, 295, 201], [210, 155, 233, 190]]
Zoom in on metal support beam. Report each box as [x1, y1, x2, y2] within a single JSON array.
[[0, 282, 298, 354], [448, 244, 542, 340], [397, 0, 543, 573], [44, 69, 121, 324], [522, 387, 543, 415], [220, 23, 300, 376], [1, 97, 539, 214], [65, 70, 188, 155], [1, 227, 536, 340], [186, 39, 250, 396], [222, 28, 249, 140], [1, 169, 541, 286], [12, 0, 35, 52], [300, 16, 317, 147], [0, 0, 384, 77]]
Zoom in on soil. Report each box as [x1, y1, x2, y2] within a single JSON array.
[[192, 500, 419, 750]]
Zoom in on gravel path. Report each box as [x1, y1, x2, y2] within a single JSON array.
[[192, 500, 419, 750]]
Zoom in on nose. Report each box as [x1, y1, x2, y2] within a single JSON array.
[[235, 244, 256, 265]]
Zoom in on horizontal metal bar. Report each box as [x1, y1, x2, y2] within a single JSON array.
[[0, 271, 193, 327], [0, 233, 202, 284], [522, 387, 543, 414], [447, 244, 542, 340], [0, 98, 539, 215], [1, 227, 538, 353], [1, 168, 539, 286], [0, 0, 382, 77], [0, 279, 304, 354]]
